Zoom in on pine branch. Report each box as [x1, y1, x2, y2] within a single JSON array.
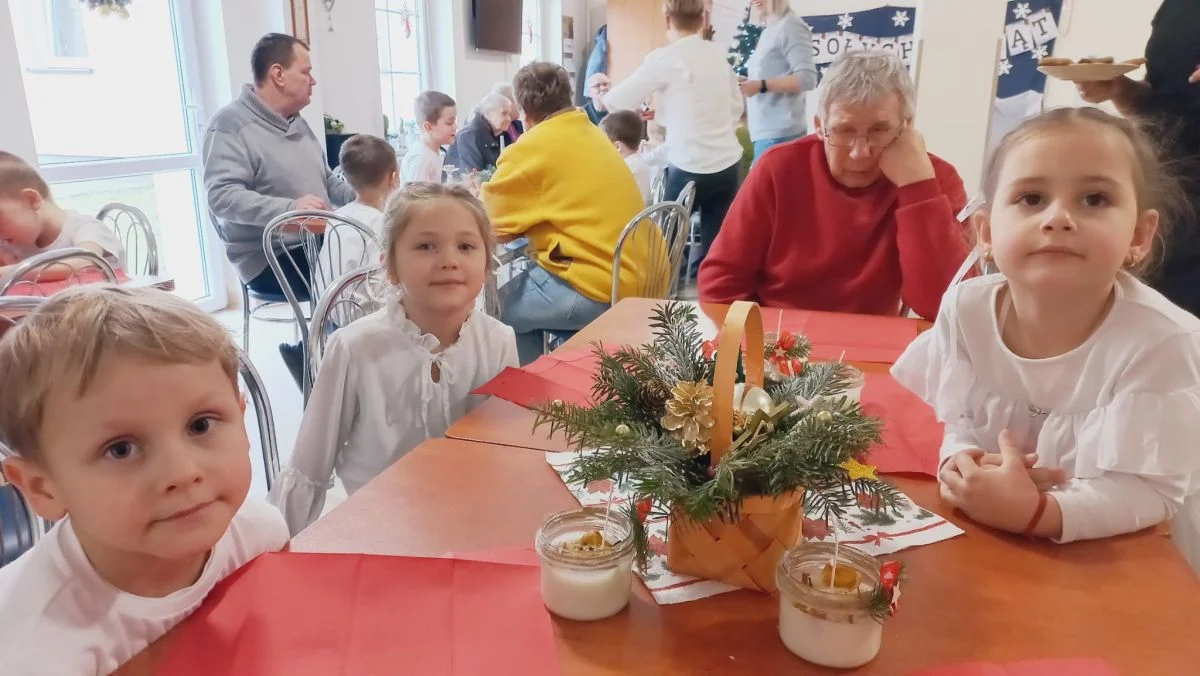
[[767, 360, 856, 402], [648, 302, 710, 383], [623, 500, 651, 571]]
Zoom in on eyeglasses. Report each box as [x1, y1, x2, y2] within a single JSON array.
[[820, 126, 902, 149]]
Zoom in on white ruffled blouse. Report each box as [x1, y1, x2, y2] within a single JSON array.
[[268, 297, 518, 535], [893, 273, 1200, 566]]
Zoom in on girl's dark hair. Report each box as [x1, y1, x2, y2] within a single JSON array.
[[981, 106, 1189, 277]]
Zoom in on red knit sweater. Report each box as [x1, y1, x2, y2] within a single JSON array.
[[697, 135, 970, 320]]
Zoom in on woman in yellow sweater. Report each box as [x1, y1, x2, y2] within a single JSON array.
[[484, 61, 649, 363]]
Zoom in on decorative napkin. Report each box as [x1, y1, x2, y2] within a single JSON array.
[[158, 551, 560, 676], [911, 659, 1119, 676], [546, 451, 963, 605]]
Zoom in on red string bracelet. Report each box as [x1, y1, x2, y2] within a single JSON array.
[[1022, 492, 1049, 538]]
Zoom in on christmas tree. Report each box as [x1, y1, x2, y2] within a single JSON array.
[[727, 4, 763, 77]]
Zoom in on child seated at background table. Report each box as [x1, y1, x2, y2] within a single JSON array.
[[0, 151, 125, 280], [315, 133, 398, 298], [402, 90, 457, 185], [0, 286, 289, 674], [269, 183, 518, 536], [892, 108, 1200, 572], [601, 110, 661, 204]]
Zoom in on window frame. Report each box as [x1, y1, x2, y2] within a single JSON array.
[[14, 0, 94, 73], [520, 0, 543, 65], [375, 0, 431, 141]]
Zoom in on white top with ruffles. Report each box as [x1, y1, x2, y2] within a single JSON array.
[[893, 272, 1200, 568], [268, 296, 518, 535]]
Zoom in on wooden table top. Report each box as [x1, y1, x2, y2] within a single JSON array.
[[292, 439, 1200, 674]]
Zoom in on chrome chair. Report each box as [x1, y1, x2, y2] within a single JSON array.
[[263, 210, 379, 398], [611, 201, 690, 304], [97, 203, 159, 276], [673, 180, 703, 289], [649, 166, 669, 204], [238, 349, 281, 491], [307, 265, 387, 380], [0, 248, 118, 296]]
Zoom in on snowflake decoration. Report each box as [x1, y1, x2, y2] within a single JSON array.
[[838, 13, 854, 30], [999, 59, 1013, 76], [1013, 2, 1032, 20], [892, 10, 910, 28], [1031, 45, 1048, 60]]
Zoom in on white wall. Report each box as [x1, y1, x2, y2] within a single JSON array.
[[310, 0, 384, 136], [0, 0, 36, 162], [1042, 0, 1155, 110]]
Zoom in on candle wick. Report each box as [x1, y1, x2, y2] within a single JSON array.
[[600, 483, 616, 542], [830, 518, 841, 590]]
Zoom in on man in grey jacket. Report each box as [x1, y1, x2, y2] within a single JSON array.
[[203, 33, 353, 386], [203, 32, 353, 294]]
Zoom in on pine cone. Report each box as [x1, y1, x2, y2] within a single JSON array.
[[635, 378, 670, 416], [660, 381, 716, 452]]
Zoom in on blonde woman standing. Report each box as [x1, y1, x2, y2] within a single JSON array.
[[740, 0, 818, 162]]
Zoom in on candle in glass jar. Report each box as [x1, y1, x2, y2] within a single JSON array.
[[776, 543, 884, 668], [535, 508, 636, 621]]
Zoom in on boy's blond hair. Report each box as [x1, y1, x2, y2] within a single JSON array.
[[0, 151, 50, 199], [0, 286, 239, 462]]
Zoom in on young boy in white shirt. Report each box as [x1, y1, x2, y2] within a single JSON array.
[[315, 133, 399, 300], [601, 110, 662, 204], [0, 151, 125, 278], [0, 286, 289, 675], [401, 90, 457, 185]]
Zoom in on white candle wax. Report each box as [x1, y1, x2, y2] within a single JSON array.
[[778, 595, 882, 668], [540, 557, 633, 621]]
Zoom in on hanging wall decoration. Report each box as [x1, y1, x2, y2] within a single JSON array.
[[986, 0, 1064, 151], [290, 0, 311, 43], [82, 0, 132, 18]]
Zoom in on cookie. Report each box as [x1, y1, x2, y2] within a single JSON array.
[[1039, 57, 1074, 66]]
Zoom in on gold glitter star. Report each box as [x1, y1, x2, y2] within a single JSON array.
[[840, 458, 878, 481]]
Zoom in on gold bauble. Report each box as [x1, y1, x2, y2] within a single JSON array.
[[615, 423, 632, 436], [815, 410, 834, 424]]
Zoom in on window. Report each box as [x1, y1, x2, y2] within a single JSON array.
[[376, 0, 427, 142], [521, 0, 542, 65], [12, 0, 91, 71], [5, 0, 226, 308]]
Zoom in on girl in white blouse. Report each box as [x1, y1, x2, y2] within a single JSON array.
[[893, 107, 1200, 571], [269, 183, 518, 535]]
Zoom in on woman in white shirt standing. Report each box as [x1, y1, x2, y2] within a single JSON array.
[[604, 0, 744, 278], [892, 107, 1200, 572], [740, 0, 817, 162], [269, 183, 518, 535]]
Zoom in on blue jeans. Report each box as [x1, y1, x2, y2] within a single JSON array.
[[752, 134, 804, 163], [501, 264, 610, 364]]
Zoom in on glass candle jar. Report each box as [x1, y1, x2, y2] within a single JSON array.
[[535, 507, 636, 621], [776, 542, 883, 668]]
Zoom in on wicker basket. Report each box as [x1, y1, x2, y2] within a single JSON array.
[[665, 301, 805, 593]]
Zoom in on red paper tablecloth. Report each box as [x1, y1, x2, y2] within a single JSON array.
[[860, 371, 943, 476], [158, 550, 559, 676]]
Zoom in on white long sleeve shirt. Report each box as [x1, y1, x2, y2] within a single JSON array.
[[0, 500, 288, 675], [604, 34, 744, 175], [268, 296, 518, 535], [893, 273, 1200, 569]]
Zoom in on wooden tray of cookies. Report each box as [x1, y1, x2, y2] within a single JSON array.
[[1038, 57, 1145, 82]]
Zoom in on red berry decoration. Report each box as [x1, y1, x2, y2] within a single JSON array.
[[636, 498, 653, 523]]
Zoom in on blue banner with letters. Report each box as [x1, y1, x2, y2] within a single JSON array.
[[801, 4, 919, 82], [989, 0, 1064, 149]]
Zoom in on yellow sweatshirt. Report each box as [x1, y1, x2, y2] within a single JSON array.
[[483, 109, 655, 304]]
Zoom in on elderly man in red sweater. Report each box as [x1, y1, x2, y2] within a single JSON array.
[[698, 51, 969, 320]]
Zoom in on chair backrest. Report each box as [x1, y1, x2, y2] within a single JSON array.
[[0, 296, 42, 337], [0, 248, 119, 297], [676, 180, 698, 219], [610, 201, 691, 304], [96, 203, 159, 276], [307, 265, 387, 380], [261, 210, 380, 345], [649, 166, 669, 204], [237, 349, 281, 491]]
